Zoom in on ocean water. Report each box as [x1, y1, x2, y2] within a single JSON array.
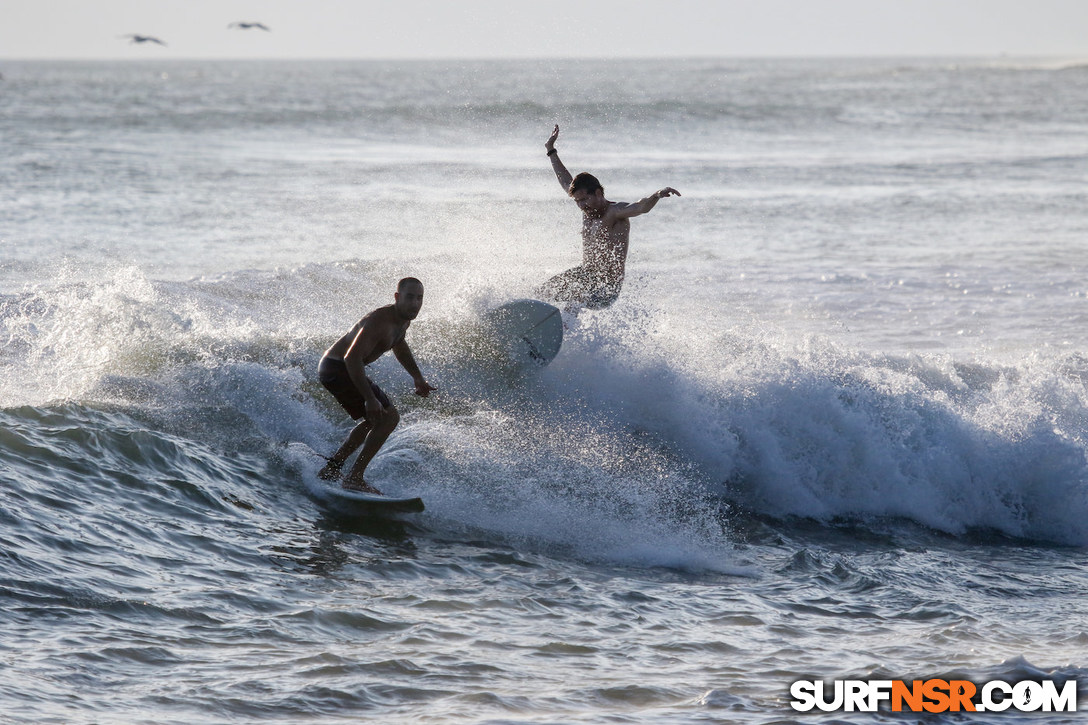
[[2, 57, 1088, 723]]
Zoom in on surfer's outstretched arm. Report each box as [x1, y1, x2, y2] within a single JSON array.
[[545, 124, 574, 191], [611, 187, 682, 219]]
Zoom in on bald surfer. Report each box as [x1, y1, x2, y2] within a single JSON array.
[[317, 277, 436, 494]]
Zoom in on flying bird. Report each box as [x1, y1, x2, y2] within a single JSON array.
[[121, 34, 167, 46], [228, 22, 271, 31]]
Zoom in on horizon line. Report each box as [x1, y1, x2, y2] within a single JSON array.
[[3, 52, 1086, 63]]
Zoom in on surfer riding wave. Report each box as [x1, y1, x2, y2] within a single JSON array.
[[538, 124, 680, 309], [317, 277, 436, 494]]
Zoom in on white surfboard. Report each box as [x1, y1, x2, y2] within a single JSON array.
[[314, 483, 425, 515], [482, 299, 563, 372], [283, 442, 425, 516]]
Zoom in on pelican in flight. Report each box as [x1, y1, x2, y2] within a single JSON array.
[[121, 34, 167, 46], [228, 22, 271, 31]]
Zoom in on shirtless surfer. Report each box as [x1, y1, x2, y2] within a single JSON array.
[[539, 125, 680, 309], [318, 277, 436, 494]]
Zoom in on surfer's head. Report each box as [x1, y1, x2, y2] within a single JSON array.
[[568, 172, 603, 197], [570, 173, 606, 213], [395, 277, 424, 320]]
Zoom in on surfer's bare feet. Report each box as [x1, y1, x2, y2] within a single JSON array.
[[318, 460, 343, 481], [342, 478, 383, 495]]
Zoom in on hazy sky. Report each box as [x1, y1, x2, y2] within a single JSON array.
[[2, 0, 1087, 60]]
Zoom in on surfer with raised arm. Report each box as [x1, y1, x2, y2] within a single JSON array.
[[539, 124, 680, 309], [317, 277, 436, 494]]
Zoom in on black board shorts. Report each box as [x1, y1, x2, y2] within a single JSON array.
[[539, 265, 620, 310], [318, 356, 391, 421]]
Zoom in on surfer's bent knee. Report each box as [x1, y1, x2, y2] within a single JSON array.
[[380, 406, 400, 430]]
